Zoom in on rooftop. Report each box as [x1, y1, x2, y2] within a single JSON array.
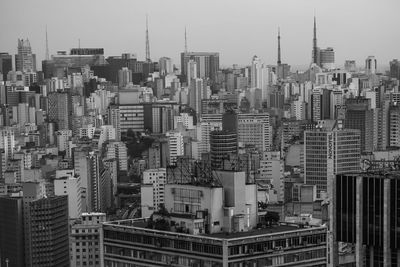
[[104, 218, 326, 241]]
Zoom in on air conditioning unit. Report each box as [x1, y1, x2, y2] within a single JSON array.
[[248, 249, 254, 254], [263, 246, 269, 252]]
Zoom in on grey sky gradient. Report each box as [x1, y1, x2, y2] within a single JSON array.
[[1, 0, 399, 70]]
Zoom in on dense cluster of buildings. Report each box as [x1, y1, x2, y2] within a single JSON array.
[[0, 15, 399, 267]]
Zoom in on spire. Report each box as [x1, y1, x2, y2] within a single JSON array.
[[277, 27, 281, 65], [184, 26, 188, 53], [45, 25, 49, 60], [145, 14, 151, 62], [312, 13, 318, 64]]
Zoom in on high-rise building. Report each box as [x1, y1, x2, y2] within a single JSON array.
[[210, 130, 238, 169], [0, 196, 25, 267], [25, 195, 70, 267], [141, 168, 166, 217], [186, 59, 197, 87], [166, 131, 184, 164], [365, 56, 377, 75], [0, 53, 12, 81], [70, 212, 106, 267], [250, 56, 271, 102], [310, 88, 331, 122], [344, 97, 374, 152], [54, 169, 82, 219], [237, 113, 273, 153], [48, 91, 72, 130], [390, 59, 400, 80], [304, 126, 361, 198], [15, 39, 36, 73], [319, 47, 335, 70], [389, 103, 400, 147], [333, 168, 400, 266], [118, 67, 132, 87], [180, 52, 219, 84], [159, 57, 173, 76], [104, 141, 128, 172], [344, 60, 357, 72]]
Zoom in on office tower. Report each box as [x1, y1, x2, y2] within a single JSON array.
[[250, 56, 271, 102], [333, 169, 400, 266], [390, 59, 400, 80], [54, 170, 82, 219], [70, 212, 106, 267], [189, 78, 208, 116], [312, 15, 320, 65], [88, 151, 112, 212], [198, 114, 222, 155], [304, 127, 360, 198], [104, 141, 128, 172], [365, 56, 377, 75], [118, 67, 132, 87], [187, 59, 197, 87], [210, 130, 238, 169], [0, 53, 12, 81], [180, 52, 219, 84], [291, 100, 307, 120], [15, 39, 36, 73], [140, 168, 166, 217], [48, 91, 72, 130], [159, 57, 172, 76], [344, 97, 374, 152], [0, 196, 25, 267], [107, 105, 121, 140], [310, 88, 331, 122], [166, 131, 184, 164], [344, 60, 357, 72], [237, 113, 273, 153], [0, 127, 15, 161], [259, 151, 284, 202], [389, 103, 400, 147], [319, 47, 335, 70], [25, 195, 70, 267]]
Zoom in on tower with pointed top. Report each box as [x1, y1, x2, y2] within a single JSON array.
[[277, 27, 281, 65], [184, 27, 188, 53], [312, 15, 320, 66], [145, 15, 151, 63], [45, 25, 49, 61]]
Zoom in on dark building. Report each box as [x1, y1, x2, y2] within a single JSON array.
[[344, 97, 373, 152], [210, 130, 238, 169], [334, 168, 400, 266], [25, 195, 70, 267], [0, 196, 25, 267], [390, 59, 400, 80], [0, 53, 13, 81], [6, 90, 36, 107]]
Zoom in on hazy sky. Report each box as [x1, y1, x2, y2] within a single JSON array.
[[1, 0, 399, 70]]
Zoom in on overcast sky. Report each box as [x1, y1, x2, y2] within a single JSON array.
[[1, 0, 399, 70]]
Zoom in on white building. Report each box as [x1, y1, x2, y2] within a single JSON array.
[[174, 113, 194, 130], [166, 131, 184, 164], [237, 113, 273, 153], [54, 169, 82, 219], [141, 168, 166, 218], [56, 129, 72, 152], [104, 141, 127, 172]]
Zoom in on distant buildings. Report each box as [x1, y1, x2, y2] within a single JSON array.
[[180, 52, 219, 85], [15, 39, 36, 73]]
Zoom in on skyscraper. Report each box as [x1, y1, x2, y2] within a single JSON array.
[[319, 47, 335, 70], [180, 52, 219, 84], [344, 97, 374, 152], [0, 53, 12, 81], [15, 39, 36, 73], [365, 56, 377, 75], [304, 126, 361, 198], [390, 59, 400, 80], [159, 57, 173, 76], [333, 168, 400, 266], [25, 195, 70, 267], [48, 91, 72, 130]]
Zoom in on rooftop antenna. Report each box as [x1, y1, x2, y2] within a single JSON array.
[[145, 14, 151, 62], [277, 27, 281, 65], [185, 26, 188, 53], [45, 25, 49, 60]]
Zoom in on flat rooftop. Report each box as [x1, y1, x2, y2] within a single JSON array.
[[104, 219, 325, 241]]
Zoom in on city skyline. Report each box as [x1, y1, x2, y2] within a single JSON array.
[[1, 0, 399, 70]]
